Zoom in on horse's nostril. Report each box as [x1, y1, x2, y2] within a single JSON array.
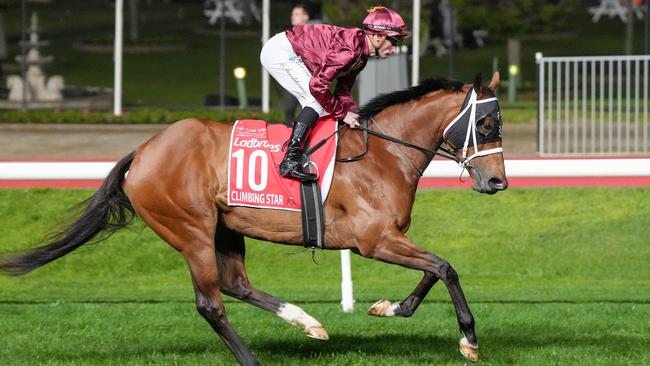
[[488, 177, 507, 190]]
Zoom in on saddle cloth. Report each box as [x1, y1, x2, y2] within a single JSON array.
[[227, 117, 337, 211]]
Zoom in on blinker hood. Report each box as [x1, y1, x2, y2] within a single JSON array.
[[442, 88, 504, 168], [443, 89, 502, 149]]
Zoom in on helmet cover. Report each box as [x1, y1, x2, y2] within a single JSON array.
[[362, 6, 408, 38]]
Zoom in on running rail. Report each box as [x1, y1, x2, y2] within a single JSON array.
[[1, 159, 650, 180]]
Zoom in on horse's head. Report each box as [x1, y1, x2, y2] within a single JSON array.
[[442, 72, 508, 194]]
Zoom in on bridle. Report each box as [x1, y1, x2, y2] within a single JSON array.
[[443, 88, 503, 169], [335, 89, 502, 176], [305, 88, 504, 177]]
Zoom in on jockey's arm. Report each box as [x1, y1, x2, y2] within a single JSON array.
[[308, 43, 356, 120], [334, 70, 360, 113]]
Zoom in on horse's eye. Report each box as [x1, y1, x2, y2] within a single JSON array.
[[477, 119, 494, 136]]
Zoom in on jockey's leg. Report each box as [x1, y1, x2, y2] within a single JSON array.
[[260, 32, 327, 181], [279, 106, 319, 181]]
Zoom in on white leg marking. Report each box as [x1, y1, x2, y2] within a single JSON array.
[[459, 336, 479, 362], [276, 303, 322, 329], [276, 303, 328, 340], [460, 336, 477, 349], [368, 299, 400, 317]]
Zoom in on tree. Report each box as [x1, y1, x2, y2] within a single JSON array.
[[322, 0, 577, 36], [322, 0, 420, 27], [624, 1, 634, 55], [452, 0, 579, 37], [128, 0, 139, 43]]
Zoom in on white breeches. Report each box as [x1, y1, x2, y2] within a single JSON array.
[[260, 32, 328, 117]]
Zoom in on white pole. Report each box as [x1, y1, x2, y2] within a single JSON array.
[[262, 0, 270, 113], [340, 249, 354, 313], [536, 52, 544, 154], [113, 0, 123, 116], [411, 0, 420, 86]]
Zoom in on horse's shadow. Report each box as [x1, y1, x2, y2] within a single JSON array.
[[251, 327, 649, 362], [33, 325, 648, 364], [253, 333, 460, 362]]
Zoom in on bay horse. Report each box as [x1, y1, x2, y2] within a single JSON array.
[[0, 72, 507, 365]]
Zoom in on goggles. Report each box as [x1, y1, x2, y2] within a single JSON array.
[[386, 35, 404, 47], [362, 23, 408, 35]]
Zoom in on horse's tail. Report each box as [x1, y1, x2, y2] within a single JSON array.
[[0, 152, 136, 276]]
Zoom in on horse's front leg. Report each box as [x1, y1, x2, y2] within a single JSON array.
[[358, 229, 478, 363], [368, 271, 439, 317]]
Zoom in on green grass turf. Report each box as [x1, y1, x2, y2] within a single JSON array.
[[1, 302, 648, 366], [0, 188, 649, 365]]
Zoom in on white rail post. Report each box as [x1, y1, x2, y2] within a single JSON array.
[[261, 0, 270, 113], [411, 0, 420, 86], [113, 0, 123, 116], [536, 52, 544, 154], [340, 249, 354, 313]]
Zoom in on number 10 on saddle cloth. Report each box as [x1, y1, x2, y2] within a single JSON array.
[[227, 118, 338, 211]]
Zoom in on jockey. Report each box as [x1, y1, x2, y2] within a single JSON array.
[[260, 6, 408, 181]]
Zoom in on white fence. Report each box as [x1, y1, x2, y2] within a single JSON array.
[[2, 159, 650, 180], [536, 53, 650, 155]]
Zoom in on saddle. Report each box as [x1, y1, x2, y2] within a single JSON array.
[[226, 118, 337, 249]]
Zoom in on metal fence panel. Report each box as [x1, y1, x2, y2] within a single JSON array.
[[536, 54, 650, 155]]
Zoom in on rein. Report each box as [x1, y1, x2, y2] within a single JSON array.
[[352, 119, 459, 176], [351, 117, 458, 160], [304, 118, 459, 177], [360, 120, 458, 161], [357, 119, 437, 159]]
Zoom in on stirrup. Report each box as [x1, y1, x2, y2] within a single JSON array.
[[290, 166, 317, 181], [280, 161, 317, 181]]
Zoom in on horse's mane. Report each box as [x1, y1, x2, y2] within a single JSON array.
[[357, 78, 464, 120]]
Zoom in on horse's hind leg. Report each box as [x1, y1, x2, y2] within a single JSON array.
[[185, 244, 259, 366], [131, 202, 259, 365], [216, 224, 329, 340]]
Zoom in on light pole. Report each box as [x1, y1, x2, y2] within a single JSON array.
[[448, 2, 454, 78], [233, 67, 247, 109], [646, 0, 649, 54], [219, 0, 226, 111], [20, 0, 27, 111], [508, 64, 519, 102]]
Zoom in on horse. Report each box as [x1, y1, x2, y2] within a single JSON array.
[[0, 72, 508, 365]]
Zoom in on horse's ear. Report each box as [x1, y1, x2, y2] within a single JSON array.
[[472, 73, 482, 92], [488, 71, 500, 91]]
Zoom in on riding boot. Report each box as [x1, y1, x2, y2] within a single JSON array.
[[279, 107, 320, 181]]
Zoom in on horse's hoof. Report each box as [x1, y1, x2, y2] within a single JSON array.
[[305, 326, 329, 340], [459, 336, 479, 362], [367, 299, 396, 317]]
